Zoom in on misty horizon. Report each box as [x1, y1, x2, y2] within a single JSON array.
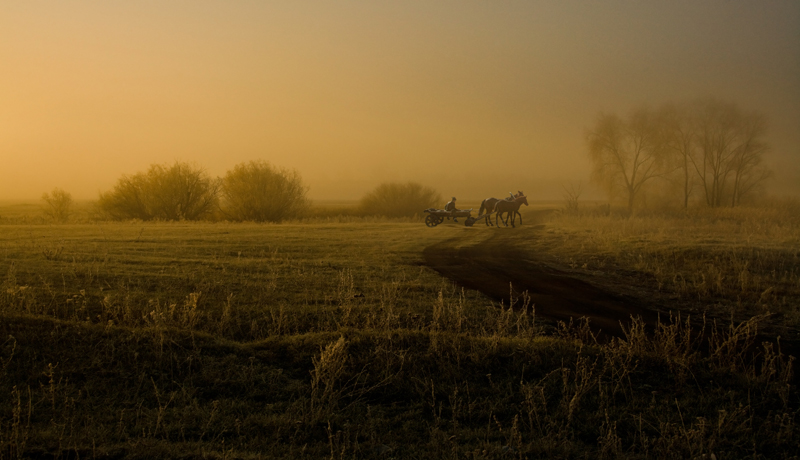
[[2, 1, 798, 202]]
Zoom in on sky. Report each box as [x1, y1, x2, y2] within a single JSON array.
[[2, 1, 799, 202]]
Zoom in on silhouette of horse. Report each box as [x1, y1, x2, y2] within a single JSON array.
[[478, 192, 524, 226], [494, 192, 528, 227], [478, 197, 502, 226]]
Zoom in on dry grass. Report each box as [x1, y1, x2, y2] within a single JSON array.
[[0, 208, 797, 458], [529, 202, 800, 329]]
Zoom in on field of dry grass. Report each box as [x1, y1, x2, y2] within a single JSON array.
[[531, 203, 800, 333], [0, 201, 797, 458]]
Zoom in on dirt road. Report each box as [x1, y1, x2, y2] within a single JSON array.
[[422, 225, 661, 339], [422, 212, 799, 360]]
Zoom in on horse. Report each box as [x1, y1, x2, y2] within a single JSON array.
[[494, 192, 528, 227], [478, 191, 524, 226], [478, 197, 502, 226]]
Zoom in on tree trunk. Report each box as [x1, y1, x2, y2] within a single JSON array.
[[627, 187, 635, 215], [683, 156, 690, 209]]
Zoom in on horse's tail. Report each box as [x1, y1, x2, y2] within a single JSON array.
[[479, 199, 486, 216]]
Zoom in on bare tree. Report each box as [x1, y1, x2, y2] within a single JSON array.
[[587, 107, 671, 214], [562, 181, 583, 213], [692, 99, 739, 207], [661, 103, 697, 209], [729, 112, 771, 206], [41, 188, 73, 223], [690, 99, 771, 207]]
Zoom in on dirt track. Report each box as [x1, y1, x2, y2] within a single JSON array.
[[422, 211, 799, 358], [422, 222, 661, 339]]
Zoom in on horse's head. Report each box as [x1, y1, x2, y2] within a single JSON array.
[[517, 194, 529, 206]]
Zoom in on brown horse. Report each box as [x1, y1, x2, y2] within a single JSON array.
[[479, 192, 523, 226], [494, 192, 528, 227], [478, 197, 502, 226]]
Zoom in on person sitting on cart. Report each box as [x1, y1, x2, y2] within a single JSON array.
[[445, 196, 460, 222]]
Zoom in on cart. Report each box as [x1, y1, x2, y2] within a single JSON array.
[[423, 208, 496, 227]]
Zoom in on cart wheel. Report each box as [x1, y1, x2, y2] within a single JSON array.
[[425, 214, 440, 227], [464, 217, 475, 227]]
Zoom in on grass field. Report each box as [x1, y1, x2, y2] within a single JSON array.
[[0, 201, 798, 459], [537, 204, 800, 332]]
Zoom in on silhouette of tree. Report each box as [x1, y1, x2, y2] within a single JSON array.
[[41, 187, 73, 223], [220, 160, 309, 222], [691, 99, 771, 207], [587, 106, 671, 214], [589, 99, 772, 211], [99, 162, 219, 220]]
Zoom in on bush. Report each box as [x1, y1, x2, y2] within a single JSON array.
[[98, 162, 219, 220], [220, 160, 309, 222], [41, 188, 73, 223], [359, 182, 441, 218]]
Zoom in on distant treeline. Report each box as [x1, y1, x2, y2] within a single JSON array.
[[39, 161, 442, 223], [587, 98, 773, 213], [36, 97, 779, 222]]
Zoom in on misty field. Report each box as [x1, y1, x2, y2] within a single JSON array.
[[0, 204, 798, 459]]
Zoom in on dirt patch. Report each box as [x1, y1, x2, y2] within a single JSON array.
[[422, 227, 661, 339]]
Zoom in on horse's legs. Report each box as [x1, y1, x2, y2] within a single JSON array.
[[497, 211, 507, 227]]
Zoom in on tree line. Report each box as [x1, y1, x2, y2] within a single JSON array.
[[587, 98, 772, 213], [41, 97, 773, 222], [39, 160, 442, 223]]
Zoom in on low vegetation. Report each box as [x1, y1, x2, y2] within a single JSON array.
[[90, 162, 438, 223], [219, 160, 310, 222], [538, 200, 800, 331], [359, 182, 441, 218], [97, 162, 219, 221], [0, 202, 797, 458], [40, 188, 73, 224]]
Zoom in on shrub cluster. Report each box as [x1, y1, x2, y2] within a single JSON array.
[[359, 182, 441, 218], [97, 160, 310, 222], [98, 162, 218, 221], [40, 187, 73, 223], [220, 160, 309, 222], [52, 162, 442, 222]]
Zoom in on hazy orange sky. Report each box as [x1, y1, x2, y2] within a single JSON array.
[[2, 1, 799, 201]]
